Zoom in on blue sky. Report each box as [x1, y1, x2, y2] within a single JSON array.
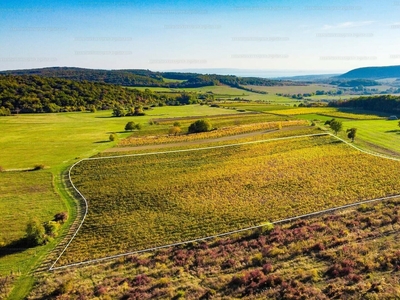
[[1, 0, 399, 75]]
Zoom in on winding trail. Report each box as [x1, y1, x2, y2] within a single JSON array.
[[49, 131, 400, 271]]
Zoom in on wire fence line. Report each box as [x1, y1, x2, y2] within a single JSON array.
[[49, 132, 400, 271]]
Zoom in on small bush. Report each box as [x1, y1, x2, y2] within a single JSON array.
[[25, 218, 46, 246], [54, 212, 68, 224], [109, 133, 117, 142], [169, 126, 182, 136], [125, 121, 136, 131], [0, 166, 4, 172], [44, 221, 60, 238]]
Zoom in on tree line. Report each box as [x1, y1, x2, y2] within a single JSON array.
[[329, 95, 400, 114], [0, 75, 205, 115]]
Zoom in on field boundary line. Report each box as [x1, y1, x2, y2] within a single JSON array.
[[49, 132, 400, 271]]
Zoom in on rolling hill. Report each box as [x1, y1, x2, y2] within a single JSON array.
[[338, 65, 400, 79]]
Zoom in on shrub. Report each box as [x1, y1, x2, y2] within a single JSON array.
[[109, 133, 117, 142], [173, 121, 181, 127], [44, 221, 61, 238], [125, 121, 136, 131], [0, 166, 4, 172], [188, 119, 212, 133], [169, 126, 182, 136], [25, 218, 46, 246], [54, 211, 68, 224]]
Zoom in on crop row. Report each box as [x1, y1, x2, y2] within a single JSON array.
[[56, 135, 400, 266], [118, 120, 307, 147], [319, 111, 384, 120]]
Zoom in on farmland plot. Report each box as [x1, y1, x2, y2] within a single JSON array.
[[56, 135, 400, 266]]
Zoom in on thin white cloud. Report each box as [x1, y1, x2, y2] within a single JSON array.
[[322, 21, 375, 30]]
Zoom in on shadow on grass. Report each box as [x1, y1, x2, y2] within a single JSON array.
[[93, 140, 111, 144], [0, 238, 32, 258], [107, 131, 129, 134], [385, 130, 400, 134]]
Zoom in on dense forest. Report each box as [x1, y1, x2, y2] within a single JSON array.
[[0, 75, 202, 115], [0, 67, 294, 89], [329, 95, 400, 113]]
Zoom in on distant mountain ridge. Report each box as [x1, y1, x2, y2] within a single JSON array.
[[338, 65, 400, 79]]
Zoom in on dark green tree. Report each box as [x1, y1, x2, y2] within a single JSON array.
[[125, 121, 136, 131], [188, 119, 213, 133], [347, 128, 357, 142]]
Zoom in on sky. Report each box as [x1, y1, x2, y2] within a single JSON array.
[[0, 0, 399, 76]]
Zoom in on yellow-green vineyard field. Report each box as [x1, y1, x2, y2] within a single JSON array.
[[57, 135, 400, 266], [119, 120, 306, 147]]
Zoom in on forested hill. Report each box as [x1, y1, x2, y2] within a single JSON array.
[[0, 67, 165, 87], [338, 65, 400, 79], [0, 67, 294, 88], [0, 75, 168, 115], [329, 95, 400, 114]]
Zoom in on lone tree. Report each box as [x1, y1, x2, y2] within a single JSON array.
[[125, 121, 136, 131], [330, 120, 343, 135], [398, 120, 400, 128], [347, 128, 357, 142], [188, 119, 213, 133], [109, 133, 117, 141]]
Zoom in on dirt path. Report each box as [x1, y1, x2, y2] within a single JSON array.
[[104, 126, 309, 153]]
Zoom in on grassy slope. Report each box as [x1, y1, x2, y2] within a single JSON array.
[[243, 84, 336, 94], [134, 85, 297, 103], [340, 119, 400, 155], [0, 106, 235, 169]]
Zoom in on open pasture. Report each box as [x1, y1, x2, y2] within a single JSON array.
[[243, 84, 336, 94], [341, 119, 400, 155], [56, 134, 400, 266], [0, 105, 234, 169]]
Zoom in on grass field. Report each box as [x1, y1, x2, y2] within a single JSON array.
[[243, 84, 336, 94], [0, 170, 68, 299], [0, 106, 235, 169], [218, 103, 291, 112], [132, 85, 299, 104], [55, 134, 400, 266], [340, 119, 400, 155]]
